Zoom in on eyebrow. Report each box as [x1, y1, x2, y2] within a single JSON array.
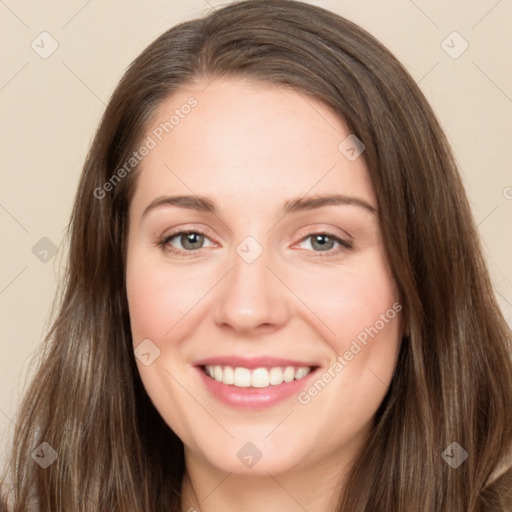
[[142, 193, 377, 218]]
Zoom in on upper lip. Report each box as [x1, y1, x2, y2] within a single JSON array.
[[193, 356, 319, 369]]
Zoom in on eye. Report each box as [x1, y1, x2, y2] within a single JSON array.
[[158, 229, 215, 257], [157, 229, 352, 258], [296, 232, 352, 256]]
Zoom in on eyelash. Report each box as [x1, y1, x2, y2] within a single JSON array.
[[157, 228, 353, 258]]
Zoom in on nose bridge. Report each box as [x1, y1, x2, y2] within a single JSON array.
[[212, 234, 289, 332]]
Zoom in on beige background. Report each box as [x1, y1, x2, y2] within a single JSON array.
[[1, 0, 511, 469]]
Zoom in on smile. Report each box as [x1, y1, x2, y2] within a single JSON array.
[[202, 365, 314, 388]]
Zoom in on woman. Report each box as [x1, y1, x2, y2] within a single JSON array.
[[2, 0, 511, 510]]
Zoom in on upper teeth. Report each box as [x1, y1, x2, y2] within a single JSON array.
[[204, 365, 312, 388]]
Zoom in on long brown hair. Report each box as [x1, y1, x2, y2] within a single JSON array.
[[2, 1, 511, 510]]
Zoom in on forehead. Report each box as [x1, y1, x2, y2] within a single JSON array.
[[130, 77, 375, 216]]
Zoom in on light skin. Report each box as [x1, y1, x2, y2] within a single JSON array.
[[125, 77, 404, 512]]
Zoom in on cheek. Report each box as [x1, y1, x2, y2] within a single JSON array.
[[126, 250, 202, 344], [125, 249, 203, 442], [288, 253, 402, 417], [288, 252, 400, 348]]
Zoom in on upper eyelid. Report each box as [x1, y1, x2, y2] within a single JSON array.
[[294, 224, 352, 243], [161, 222, 351, 240], [161, 226, 216, 243]]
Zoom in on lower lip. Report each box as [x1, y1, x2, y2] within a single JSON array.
[[196, 366, 319, 409]]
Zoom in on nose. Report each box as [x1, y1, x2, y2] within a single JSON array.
[[212, 242, 291, 336]]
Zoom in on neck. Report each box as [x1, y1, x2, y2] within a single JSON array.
[[180, 447, 355, 512]]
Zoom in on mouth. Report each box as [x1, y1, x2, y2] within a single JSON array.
[[195, 360, 321, 409], [200, 364, 318, 388]]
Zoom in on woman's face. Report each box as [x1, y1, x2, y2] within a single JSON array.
[[126, 77, 403, 477]]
